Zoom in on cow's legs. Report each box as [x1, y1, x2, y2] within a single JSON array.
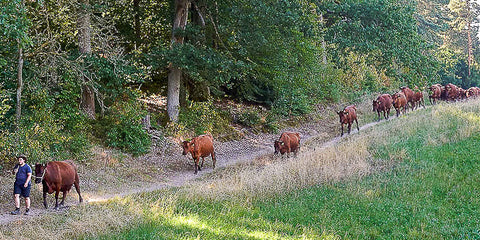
[[340, 124, 344, 136], [43, 191, 48, 209], [74, 179, 83, 203], [194, 157, 199, 174], [347, 123, 352, 134], [200, 157, 205, 168], [59, 191, 67, 207], [377, 111, 381, 121], [355, 119, 359, 132], [211, 152, 216, 169], [54, 190, 60, 209]]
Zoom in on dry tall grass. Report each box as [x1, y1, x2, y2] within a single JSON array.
[[2, 98, 480, 239], [180, 99, 480, 203]]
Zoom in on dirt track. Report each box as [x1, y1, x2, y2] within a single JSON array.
[[0, 103, 384, 226]]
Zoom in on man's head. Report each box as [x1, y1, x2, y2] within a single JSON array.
[[17, 154, 27, 165]]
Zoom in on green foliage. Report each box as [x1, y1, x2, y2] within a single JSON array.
[[94, 100, 151, 156], [236, 110, 261, 127], [322, 0, 441, 87], [0, 84, 11, 126], [177, 100, 231, 137]]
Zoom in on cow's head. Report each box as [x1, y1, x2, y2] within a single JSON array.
[[337, 110, 348, 124], [274, 140, 286, 155], [182, 140, 193, 155], [34, 163, 46, 184], [372, 100, 380, 111]]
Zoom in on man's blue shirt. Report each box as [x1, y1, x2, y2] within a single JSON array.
[[15, 164, 32, 185]]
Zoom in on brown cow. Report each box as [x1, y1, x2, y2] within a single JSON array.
[[466, 87, 480, 98], [445, 83, 459, 101], [372, 94, 392, 121], [458, 88, 467, 100], [392, 92, 407, 117], [182, 134, 216, 174], [337, 105, 359, 136], [274, 132, 301, 157], [429, 84, 442, 104], [412, 90, 425, 109], [400, 86, 415, 111], [34, 161, 83, 209]]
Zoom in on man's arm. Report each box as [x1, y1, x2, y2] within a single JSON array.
[[24, 172, 32, 188]]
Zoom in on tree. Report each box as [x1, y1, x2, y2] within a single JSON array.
[[321, 0, 440, 86], [0, 0, 30, 128], [167, 0, 190, 122], [15, 0, 27, 128], [78, 0, 95, 119], [447, 0, 470, 73]]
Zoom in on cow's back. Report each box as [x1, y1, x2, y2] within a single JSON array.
[[379, 94, 392, 109], [46, 161, 77, 188], [393, 92, 407, 108], [401, 87, 414, 102], [283, 132, 300, 149], [193, 134, 215, 157], [278, 132, 300, 153], [344, 105, 357, 122]]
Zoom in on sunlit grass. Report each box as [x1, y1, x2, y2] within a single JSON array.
[[2, 98, 480, 239]]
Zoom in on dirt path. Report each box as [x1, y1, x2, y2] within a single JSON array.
[[0, 111, 388, 226]]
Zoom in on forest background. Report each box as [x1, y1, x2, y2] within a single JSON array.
[[0, 0, 479, 167]]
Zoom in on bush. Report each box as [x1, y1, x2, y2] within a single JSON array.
[[0, 86, 92, 166], [178, 100, 232, 136], [236, 110, 261, 127], [95, 101, 151, 156]]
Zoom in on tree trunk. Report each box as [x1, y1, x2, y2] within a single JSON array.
[[15, 0, 26, 130], [134, 0, 141, 49], [78, 0, 95, 119], [16, 45, 23, 129], [319, 12, 327, 65], [167, 0, 190, 122], [466, 0, 472, 76]]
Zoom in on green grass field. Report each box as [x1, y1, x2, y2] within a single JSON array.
[[2, 100, 480, 240], [88, 102, 480, 239], [89, 136, 480, 239]]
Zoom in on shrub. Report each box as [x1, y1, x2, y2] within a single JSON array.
[[178, 100, 232, 137], [95, 100, 151, 156], [236, 110, 261, 127]]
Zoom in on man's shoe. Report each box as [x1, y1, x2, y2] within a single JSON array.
[[24, 208, 30, 215], [10, 208, 20, 215]]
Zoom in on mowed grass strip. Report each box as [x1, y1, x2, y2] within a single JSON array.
[[88, 134, 480, 240], [259, 135, 480, 239]]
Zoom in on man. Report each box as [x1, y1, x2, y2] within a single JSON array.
[[11, 154, 32, 215]]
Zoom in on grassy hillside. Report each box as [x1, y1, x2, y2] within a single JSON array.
[[1, 99, 480, 239]]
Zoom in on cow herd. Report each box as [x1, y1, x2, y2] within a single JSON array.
[[182, 83, 480, 175], [342, 83, 480, 137], [31, 82, 480, 212]]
